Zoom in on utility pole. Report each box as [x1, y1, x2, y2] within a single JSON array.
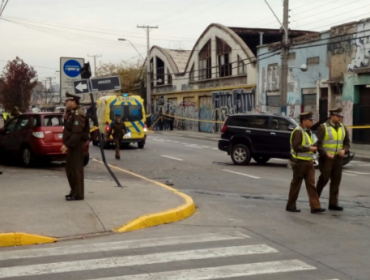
[[137, 25, 158, 113], [46, 77, 56, 104], [280, 0, 290, 114], [87, 54, 102, 77]]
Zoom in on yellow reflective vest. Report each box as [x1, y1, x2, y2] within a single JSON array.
[[290, 126, 313, 161], [323, 123, 345, 155]]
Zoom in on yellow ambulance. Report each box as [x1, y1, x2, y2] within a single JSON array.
[[94, 94, 147, 148]]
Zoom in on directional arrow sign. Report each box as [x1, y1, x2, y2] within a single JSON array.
[[73, 79, 90, 94], [90, 76, 121, 93]]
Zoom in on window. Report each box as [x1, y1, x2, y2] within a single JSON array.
[[110, 105, 143, 122], [150, 58, 154, 88], [15, 117, 30, 131], [238, 55, 245, 75], [228, 116, 252, 127], [43, 115, 63, 127], [307, 57, 320, 65], [4, 118, 18, 133], [217, 37, 232, 77], [156, 57, 165, 86], [272, 117, 292, 131], [248, 116, 270, 129], [167, 69, 172, 85], [189, 64, 195, 82], [288, 52, 296, 60], [199, 40, 212, 80]]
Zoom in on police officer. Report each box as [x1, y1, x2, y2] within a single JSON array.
[[286, 111, 326, 214], [108, 114, 127, 160], [316, 107, 350, 211], [10, 106, 21, 117], [61, 92, 90, 201]]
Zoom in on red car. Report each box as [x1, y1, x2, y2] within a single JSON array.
[[0, 112, 90, 167]]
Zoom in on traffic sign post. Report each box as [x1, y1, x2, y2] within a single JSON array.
[[73, 67, 122, 187], [60, 57, 85, 101]]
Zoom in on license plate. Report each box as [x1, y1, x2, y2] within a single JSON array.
[[58, 134, 63, 138]]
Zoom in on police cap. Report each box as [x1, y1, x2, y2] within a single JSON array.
[[329, 107, 343, 117], [299, 111, 314, 120], [64, 92, 81, 102]]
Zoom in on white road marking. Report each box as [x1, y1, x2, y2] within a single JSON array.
[[343, 172, 357, 176], [357, 164, 370, 167], [85, 260, 316, 280], [0, 233, 247, 261], [223, 169, 260, 179], [272, 158, 288, 162], [345, 171, 370, 175], [201, 146, 210, 148], [185, 145, 202, 149], [0, 245, 278, 278], [212, 148, 218, 150], [161, 155, 184, 161]]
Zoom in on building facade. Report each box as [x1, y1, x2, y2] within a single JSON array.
[[148, 23, 309, 132]]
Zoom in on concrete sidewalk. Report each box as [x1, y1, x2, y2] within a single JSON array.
[[154, 130, 370, 162], [0, 160, 193, 246]]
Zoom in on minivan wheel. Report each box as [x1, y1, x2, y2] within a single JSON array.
[[22, 147, 36, 167], [84, 154, 90, 167], [253, 156, 270, 164], [231, 144, 251, 165]]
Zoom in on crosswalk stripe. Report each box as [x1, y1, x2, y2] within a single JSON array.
[[0, 233, 248, 261], [0, 245, 277, 278], [84, 260, 316, 280]]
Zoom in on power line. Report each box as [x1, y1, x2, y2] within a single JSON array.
[[3, 16, 197, 42], [297, 0, 361, 23], [0, 18, 148, 51], [299, 4, 370, 29], [146, 0, 210, 25], [307, 11, 370, 31], [0, 0, 9, 17]]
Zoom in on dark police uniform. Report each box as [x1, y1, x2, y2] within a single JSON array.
[[109, 116, 127, 159], [316, 107, 350, 211], [63, 92, 90, 200], [286, 111, 324, 214]]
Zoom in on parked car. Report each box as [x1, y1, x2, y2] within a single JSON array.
[[218, 113, 354, 166], [0, 112, 90, 167]]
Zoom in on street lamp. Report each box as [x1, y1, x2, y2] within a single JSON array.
[[118, 38, 144, 60], [288, 64, 308, 72]]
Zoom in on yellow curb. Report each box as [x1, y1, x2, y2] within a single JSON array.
[[93, 159, 196, 233], [0, 233, 57, 248]]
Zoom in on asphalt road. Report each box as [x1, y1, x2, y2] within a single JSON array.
[[1, 133, 369, 280]]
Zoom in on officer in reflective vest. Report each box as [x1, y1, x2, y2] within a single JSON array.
[[286, 111, 325, 214], [316, 107, 350, 211]]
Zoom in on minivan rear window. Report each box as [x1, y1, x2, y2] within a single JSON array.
[[110, 105, 143, 122], [33, 115, 64, 127]]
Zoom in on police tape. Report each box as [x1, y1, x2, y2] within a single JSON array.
[[90, 119, 370, 133], [162, 114, 224, 124]]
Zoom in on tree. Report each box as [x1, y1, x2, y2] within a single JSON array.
[[0, 57, 38, 112], [96, 60, 143, 94]]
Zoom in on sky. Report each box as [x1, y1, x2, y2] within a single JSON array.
[[0, 0, 369, 87]]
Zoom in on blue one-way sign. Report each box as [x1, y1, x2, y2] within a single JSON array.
[[73, 79, 90, 94]]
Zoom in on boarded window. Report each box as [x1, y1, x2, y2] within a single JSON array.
[[307, 57, 320, 65], [288, 52, 296, 60]]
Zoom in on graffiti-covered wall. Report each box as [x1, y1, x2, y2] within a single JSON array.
[[152, 87, 255, 133]]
